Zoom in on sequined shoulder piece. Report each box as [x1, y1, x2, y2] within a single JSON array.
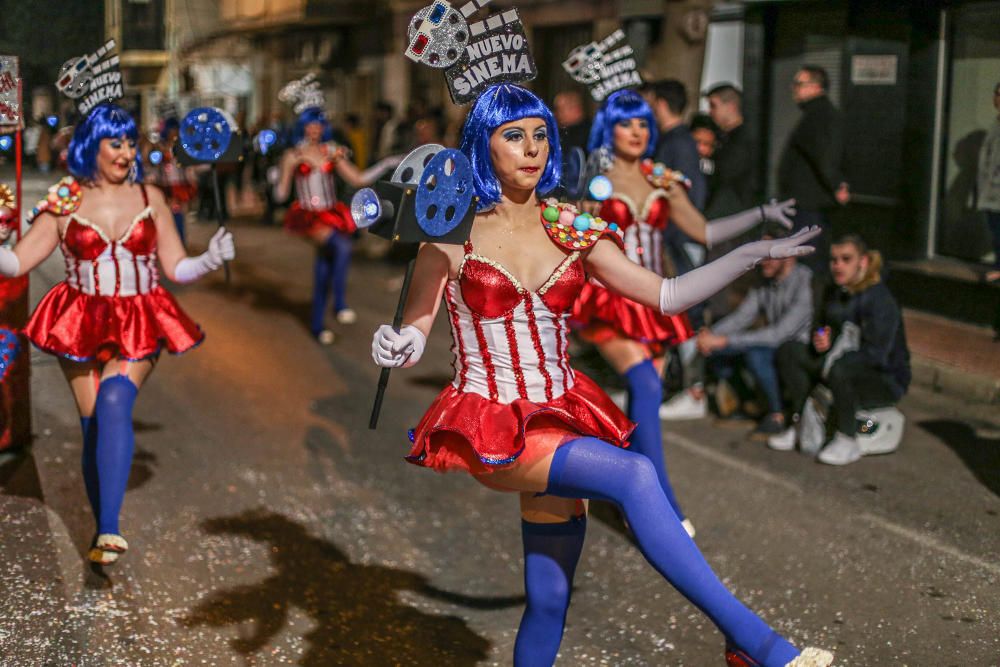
[[641, 159, 692, 191], [539, 199, 625, 251], [27, 177, 83, 223]]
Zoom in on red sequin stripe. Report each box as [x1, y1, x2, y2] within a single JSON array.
[[472, 312, 499, 401], [92, 257, 101, 294], [553, 315, 571, 393], [111, 241, 121, 296], [523, 292, 554, 402], [446, 287, 468, 392], [504, 310, 528, 399]]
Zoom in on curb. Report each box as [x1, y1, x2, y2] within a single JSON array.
[[910, 356, 1000, 405]]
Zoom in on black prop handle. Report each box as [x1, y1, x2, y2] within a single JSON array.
[[210, 165, 231, 283], [369, 257, 418, 430]]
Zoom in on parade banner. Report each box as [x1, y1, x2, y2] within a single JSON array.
[[0, 55, 29, 451]]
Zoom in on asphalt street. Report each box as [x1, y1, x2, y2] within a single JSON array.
[[1, 181, 998, 666]]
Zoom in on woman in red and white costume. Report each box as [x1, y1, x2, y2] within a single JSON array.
[[0, 103, 234, 565], [274, 107, 399, 343], [371, 84, 831, 667], [573, 90, 795, 535]]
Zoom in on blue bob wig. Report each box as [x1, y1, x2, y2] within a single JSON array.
[[67, 103, 143, 183], [293, 106, 332, 144], [459, 84, 561, 211], [586, 89, 658, 157]]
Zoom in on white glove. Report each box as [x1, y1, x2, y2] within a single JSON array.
[[660, 226, 820, 315], [371, 324, 426, 369], [174, 227, 235, 283], [760, 198, 796, 229], [0, 246, 19, 277], [358, 155, 404, 185]]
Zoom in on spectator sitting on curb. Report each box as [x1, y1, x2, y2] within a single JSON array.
[[769, 234, 911, 465], [663, 227, 813, 440]]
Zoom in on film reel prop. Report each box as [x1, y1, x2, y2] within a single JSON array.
[[350, 144, 479, 429], [562, 147, 614, 202], [175, 107, 244, 283]]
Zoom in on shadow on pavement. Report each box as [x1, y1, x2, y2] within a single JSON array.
[[0, 447, 44, 500], [919, 419, 1000, 498], [179, 509, 520, 666], [205, 262, 312, 333]]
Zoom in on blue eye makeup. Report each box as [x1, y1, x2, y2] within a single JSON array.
[[503, 129, 525, 141]]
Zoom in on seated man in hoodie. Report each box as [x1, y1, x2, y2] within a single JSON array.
[[691, 227, 814, 439], [770, 234, 911, 465]]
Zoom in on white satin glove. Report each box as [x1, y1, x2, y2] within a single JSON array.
[[371, 324, 426, 369], [760, 198, 797, 229], [660, 226, 821, 315], [174, 227, 235, 283]]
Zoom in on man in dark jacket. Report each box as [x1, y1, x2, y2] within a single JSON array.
[[641, 79, 706, 210], [771, 235, 910, 465], [705, 83, 756, 219], [777, 65, 850, 274]]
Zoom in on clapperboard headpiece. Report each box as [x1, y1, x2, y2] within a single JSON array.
[[278, 73, 326, 114], [56, 40, 124, 117], [563, 29, 642, 102], [405, 0, 537, 105]]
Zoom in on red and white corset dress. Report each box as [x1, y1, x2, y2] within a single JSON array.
[[24, 187, 204, 363], [283, 144, 355, 236], [572, 189, 692, 352], [407, 216, 634, 475]]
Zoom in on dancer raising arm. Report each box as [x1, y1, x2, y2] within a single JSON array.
[[371, 84, 832, 667], [0, 103, 233, 566]]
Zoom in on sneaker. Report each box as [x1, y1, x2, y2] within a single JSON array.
[[817, 432, 862, 465], [335, 308, 357, 324], [767, 425, 797, 451], [316, 329, 336, 345], [749, 413, 785, 440], [659, 391, 707, 420]]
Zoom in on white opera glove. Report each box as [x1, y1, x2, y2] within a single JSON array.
[[371, 324, 426, 369], [358, 155, 404, 185], [174, 227, 235, 283], [704, 198, 797, 248], [660, 226, 821, 315], [0, 247, 19, 277]]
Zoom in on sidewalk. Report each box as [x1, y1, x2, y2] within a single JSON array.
[[904, 308, 1000, 405]]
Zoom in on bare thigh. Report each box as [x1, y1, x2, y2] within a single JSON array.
[[59, 356, 158, 418], [597, 337, 652, 376]]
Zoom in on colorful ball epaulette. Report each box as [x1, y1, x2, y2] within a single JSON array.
[[640, 159, 692, 191], [27, 177, 82, 223], [539, 198, 624, 251]]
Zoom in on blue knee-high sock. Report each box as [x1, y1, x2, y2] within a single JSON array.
[[310, 248, 335, 336], [624, 359, 685, 521], [328, 232, 353, 313], [93, 376, 138, 535], [80, 415, 100, 520], [546, 438, 799, 667], [514, 517, 587, 667]]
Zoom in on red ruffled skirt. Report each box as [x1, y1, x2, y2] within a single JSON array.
[[572, 281, 693, 353], [407, 371, 634, 476], [24, 283, 204, 363], [284, 201, 356, 236]]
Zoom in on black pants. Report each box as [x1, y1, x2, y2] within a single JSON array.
[[775, 341, 900, 436]]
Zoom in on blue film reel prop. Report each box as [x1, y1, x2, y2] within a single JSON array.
[[413, 149, 473, 238], [179, 107, 234, 163], [0, 327, 20, 382], [563, 147, 585, 199]]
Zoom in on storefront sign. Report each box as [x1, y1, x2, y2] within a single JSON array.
[[0, 56, 20, 126], [851, 55, 898, 85]]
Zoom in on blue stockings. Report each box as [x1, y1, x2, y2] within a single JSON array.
[[310, 231, 353, 336], [82, 375, 138, 535], [543, 437, 800, 667], [624, 359, 685, 521], [514, 517, 587, 667]]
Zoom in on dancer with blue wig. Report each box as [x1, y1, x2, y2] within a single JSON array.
[[0, 93, 234, 565], [371, 78, 832, 667], [572, 89, 797, 536], [274, 79, 400, 344]]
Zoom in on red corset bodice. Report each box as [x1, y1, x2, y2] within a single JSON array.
[[459, 244, 585, 319], [296, 160, 335, 176], [63, 210, 157, 261], [599, 190, 671, 231]]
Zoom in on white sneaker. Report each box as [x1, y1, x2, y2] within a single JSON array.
[[335, 308, 357, 324], [659, 391, 707, 420], [608, 390, 627, 410], [681, 518, 696, 538], [817, 432, 862, 465], [767, 425, 797, 451], [316, 329, 336, 345]]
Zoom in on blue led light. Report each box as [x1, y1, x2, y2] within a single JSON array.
[[149, 149, 163, 165], [46, 115, 59, 128], [588, 175, 613, 201], [0, 136, 12, 151]]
